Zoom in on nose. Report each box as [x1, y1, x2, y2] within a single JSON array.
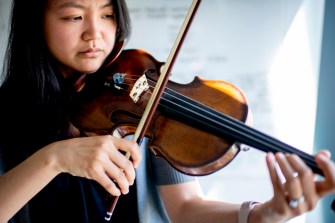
[[82, 17, 102, 41]]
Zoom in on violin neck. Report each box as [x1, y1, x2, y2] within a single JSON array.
[[159, 87, 323, 176]]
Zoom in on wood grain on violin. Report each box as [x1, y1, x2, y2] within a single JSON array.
[[69, 49, 323, 177]]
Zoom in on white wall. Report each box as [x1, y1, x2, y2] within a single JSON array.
[[0, 0, 11, 72]]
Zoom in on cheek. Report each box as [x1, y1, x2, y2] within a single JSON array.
[[104, 26, 117, 52], [52, 31, 72, 46], [46, 29, 74, 59], [106, 37, 116, 53]]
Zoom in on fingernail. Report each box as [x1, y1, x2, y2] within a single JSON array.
[[124, 188, 129, 194], [268, 152, 275, 161], [277, 152, 285, 159], [116, 190, 121, 196], [318, 153, 327, 161]]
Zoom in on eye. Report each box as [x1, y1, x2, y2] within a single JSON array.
[[65, 16, 82, 22], [102, 14, 115, 20]]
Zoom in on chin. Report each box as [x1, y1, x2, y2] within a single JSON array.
[[90, 62, 106, 73], [80, 65, 102, 74]]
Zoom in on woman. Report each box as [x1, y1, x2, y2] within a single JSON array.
[[0, 0, 335, 222]]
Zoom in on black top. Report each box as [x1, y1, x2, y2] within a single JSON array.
[[27, 173, 139, 223]]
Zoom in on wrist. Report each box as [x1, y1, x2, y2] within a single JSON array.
[[248, 201, 286, 223], [238, 201, 261, 223], [39, 143, 63, 175]]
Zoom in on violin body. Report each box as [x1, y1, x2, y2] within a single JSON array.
[[69, 49, 250, 176]]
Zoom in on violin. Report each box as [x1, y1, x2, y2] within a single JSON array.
[[69, 48, 323, 176]]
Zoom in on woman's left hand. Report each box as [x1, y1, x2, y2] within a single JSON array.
[[252, 150, 335, 223]]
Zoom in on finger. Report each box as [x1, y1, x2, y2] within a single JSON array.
[[266, 152, 283, 195], [317, 150, 331, 159], [94, 171, 122, 196], [108, 142, 137, 183], [112, 156, 136, 188], [286, 154, 317, 210], [112, 137, 142, 168], [88, 136, 135, 194], [86, 147, 132, 195], [315, 153, 335, 197], [275, 153, 303, 200], [105, 162, 131, 195]]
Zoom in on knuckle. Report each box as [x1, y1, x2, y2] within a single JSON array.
[[286, 175, 296, 182], [300, 168, 313, 180], [95, 135, 112, 149], [105, 181, 119, 195], [98, 139, 110, 150], [87, 162, 100, 176], [104, 180, 114, 190], [89, 153, 103, 165], [116, 168, 126, 180], [129, 141, 139, 151], [132, 140, 139, 148], [91, 150, 104, 160], [124, 159, 134, 170]]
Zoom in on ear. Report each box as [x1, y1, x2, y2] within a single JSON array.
[[103, 40, 125, 67]]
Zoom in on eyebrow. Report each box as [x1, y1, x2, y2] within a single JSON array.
[[58, 2, 84, 9], [57, 1, 113, 10]]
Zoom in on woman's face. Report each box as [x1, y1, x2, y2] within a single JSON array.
[[44, 0, 117, 78]]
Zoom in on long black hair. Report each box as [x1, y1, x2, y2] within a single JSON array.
[[0, 0, 131, 168]]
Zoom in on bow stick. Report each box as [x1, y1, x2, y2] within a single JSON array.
[[104, 0, 202, 221]]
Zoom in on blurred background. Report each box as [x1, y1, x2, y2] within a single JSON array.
[[1, 0, 334, 222]]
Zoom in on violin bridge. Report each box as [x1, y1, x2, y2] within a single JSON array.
[[130, 74, 149, 103]]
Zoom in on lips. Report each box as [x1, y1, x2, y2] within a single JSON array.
[[79, 48, 103, 57]]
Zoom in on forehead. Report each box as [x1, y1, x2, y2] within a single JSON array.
[[46, 0, 113, 9]]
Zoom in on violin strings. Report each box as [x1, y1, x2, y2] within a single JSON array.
[[124, 78, 317, 164], [119, 78, 312, 159], [147, 80, 318, 170], [106, 76, 318, 172]]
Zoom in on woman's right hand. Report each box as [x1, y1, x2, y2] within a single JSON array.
[[45, 135, 142, 196]]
